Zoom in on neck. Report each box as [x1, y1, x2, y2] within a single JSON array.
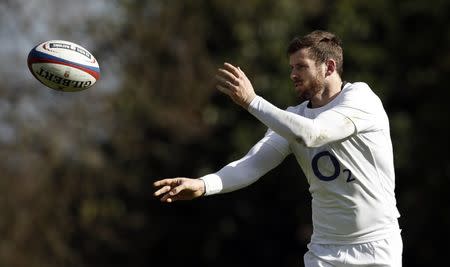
[[310, 76, 343, 108]]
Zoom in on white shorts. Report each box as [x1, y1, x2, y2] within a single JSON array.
[[303, 232, 403, 267]]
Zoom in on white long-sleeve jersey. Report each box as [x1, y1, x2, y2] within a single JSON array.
[[200, 82, 400, 244]]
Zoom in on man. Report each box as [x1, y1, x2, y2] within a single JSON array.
[[153, 30, 402, 266]]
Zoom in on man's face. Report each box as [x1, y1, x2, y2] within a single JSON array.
[[289, 48, 325, 102]]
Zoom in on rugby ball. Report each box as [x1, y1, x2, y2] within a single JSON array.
[[27, 40, 100, 92]]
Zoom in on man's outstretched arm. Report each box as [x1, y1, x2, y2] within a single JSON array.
[[153, 132, 289, 202], [216, 62, 355, 147]]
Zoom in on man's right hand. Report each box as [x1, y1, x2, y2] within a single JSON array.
[[153, 177, 205, 203]]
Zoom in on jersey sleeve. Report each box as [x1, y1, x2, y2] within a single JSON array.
[[248, 97, 356, 147], [261, 128, 291, 156], [199, 130, 291, 195], [333, 82, 387, 133]]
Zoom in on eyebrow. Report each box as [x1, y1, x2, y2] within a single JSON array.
[[290, 63, 308, 68]]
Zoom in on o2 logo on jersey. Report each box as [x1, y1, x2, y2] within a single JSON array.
[[311, 151, 355, 182]]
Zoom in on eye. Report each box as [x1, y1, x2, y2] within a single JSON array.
[[289, 63, 308, 72], [295, 64, 307, 70]]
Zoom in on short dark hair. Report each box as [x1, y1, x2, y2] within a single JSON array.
[[287, 30, 343, 76]]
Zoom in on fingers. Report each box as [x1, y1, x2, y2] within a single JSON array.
[[153, 178, 189, 203], [215, 63, 243, 95], [223, 62, 240, 78], [215, 73, 236, 91], [217, 68, 240, 85], [215, 69, 239, 95], [215, 74, 236, 98], [237, 66, 245, 77], [216, 84, 233, 97], [215, 62, 243, 86], [153, 185, 171, 197], [153, 178, 177, 188], [159, 185, 185, 202], [169, 183, 186, 196], [160, 194, 173, 203], [159, 183, 186, 202], [153, 178, 180, 197]]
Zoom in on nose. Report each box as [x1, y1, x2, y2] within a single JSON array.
[[290, 69, 297, 81]]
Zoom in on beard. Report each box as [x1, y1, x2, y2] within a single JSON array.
[[296, 73, 325, 103]]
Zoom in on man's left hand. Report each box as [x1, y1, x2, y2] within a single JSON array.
[[215, 62, 257, 109]]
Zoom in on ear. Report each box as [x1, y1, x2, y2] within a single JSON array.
[[325, 59, 336, 77]]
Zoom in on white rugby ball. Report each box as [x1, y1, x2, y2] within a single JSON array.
[[27, 40, 100, 92]]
